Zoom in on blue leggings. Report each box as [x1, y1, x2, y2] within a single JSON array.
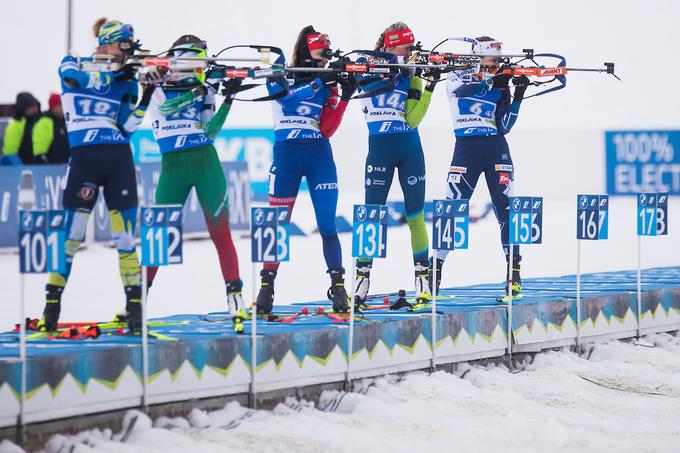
[[265, 139, 342, 271], [435, 134, 520, 262]]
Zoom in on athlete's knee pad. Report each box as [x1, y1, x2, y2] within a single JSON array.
[[109, 208, 137, 252], [65, 208, 90, 254]]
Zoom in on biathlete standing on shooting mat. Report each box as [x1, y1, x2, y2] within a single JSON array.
[[430, 36, 529, 298], [354, 22, 439, 307], [145, 35, 245, 325], [43, 18, 154, 331], [256, 26, 356, 314]]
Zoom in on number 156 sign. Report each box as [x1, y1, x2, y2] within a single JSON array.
[[509, 196, 543, 245]]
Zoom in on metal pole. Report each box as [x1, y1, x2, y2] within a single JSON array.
[[636, 235, 642, 338], [250, 262, 257, 409], [19, 273, 26, 428], [66, 0, 73, 53], [430, 259, 437, 372], [346, 260, 356, 390], [576, 239, 581, 349], [507, 246, 514, 358], [141, 266, 148, 409]]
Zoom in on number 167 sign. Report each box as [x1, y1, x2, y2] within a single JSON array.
[[509, 196, 543, 245]]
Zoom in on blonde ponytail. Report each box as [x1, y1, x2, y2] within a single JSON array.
[[92, 17, 108, 38]]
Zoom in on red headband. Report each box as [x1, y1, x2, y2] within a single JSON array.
[[307, 33, 330, 51], [384, 29, 414, 48]]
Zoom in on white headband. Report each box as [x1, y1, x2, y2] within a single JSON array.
[[472, 40, 503, 56]]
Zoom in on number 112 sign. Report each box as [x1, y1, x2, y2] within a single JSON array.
[[140, 205, 183, 266]]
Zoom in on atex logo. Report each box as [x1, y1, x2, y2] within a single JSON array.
[[314, 183, 338, 190]]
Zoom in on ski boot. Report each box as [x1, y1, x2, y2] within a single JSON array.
[[256, 270, 277, 314], [414, 263, 432, 304], [354, 264, 371, 309], [428, 256, 444, 296], [327, 268, 349, 313], [227, 279, 246, 333], [505, 258, 522, 297], [40, 284, 63, 331], [125, 285, 143, 333]]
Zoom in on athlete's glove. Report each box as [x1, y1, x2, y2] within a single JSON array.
[[487, 65, 512, 89], [338, 74, 356, 101], [139, 66, 167, 86], [512, 75, 530, 100], [318, 72, 338, 88], [221, 78, 242, 105], [423, 68, 441, 92], [113, 63, 141, 82]]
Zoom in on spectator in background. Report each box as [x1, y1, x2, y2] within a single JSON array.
[[34, 94, 70, 163], [1, 92, 46, 164]]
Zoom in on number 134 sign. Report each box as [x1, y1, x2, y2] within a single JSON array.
[[352, 204, 387, 259]]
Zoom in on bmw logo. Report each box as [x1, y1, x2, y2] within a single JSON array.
[[580, 196, 588, 209], [143, 208, 154, 226], [254, 208, 264, 225], [357, 205, 367, 221], [512, 198, 522, 211], [639, 193, 647, 206], [21, 212, 33, 231], [435, 201, 444, 216]]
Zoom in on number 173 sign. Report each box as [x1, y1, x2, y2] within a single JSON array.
[[637, 193, 668, 236]]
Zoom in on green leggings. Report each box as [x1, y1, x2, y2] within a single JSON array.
[[149, 144, 239, 283]]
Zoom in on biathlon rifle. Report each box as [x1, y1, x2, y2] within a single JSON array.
[[410, 37, 619, 98]]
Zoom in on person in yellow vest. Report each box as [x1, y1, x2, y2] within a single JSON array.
[[33, 94, 71, 163], [2, 92, 46, 164]]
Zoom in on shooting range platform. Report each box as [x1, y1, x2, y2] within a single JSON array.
[[1, 266, 679, 444]]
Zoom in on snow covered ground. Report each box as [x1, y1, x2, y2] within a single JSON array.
[[2, 333, 679, 453]]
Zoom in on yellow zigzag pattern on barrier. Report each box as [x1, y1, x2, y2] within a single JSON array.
[[513, 314, 576, 337]]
